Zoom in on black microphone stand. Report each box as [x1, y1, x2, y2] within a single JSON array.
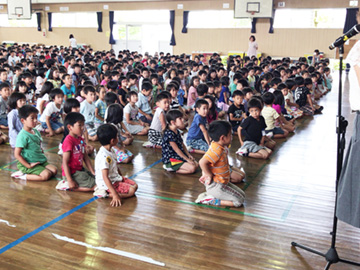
[[291, 45, 360, 269]]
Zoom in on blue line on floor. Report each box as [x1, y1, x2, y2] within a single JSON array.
[[0, 159, 162, 254]]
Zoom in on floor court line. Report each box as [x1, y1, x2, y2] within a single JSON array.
[[0, 159, 161, 255]]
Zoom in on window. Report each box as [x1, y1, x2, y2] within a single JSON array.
[[114, 10, 169, 24], [0, 13, 37, 27], [52, 12, 97, 28], [188, 10, 251, 29], [274, 9, 346, 29]]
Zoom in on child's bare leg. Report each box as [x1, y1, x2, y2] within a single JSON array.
[[283, 123, 295, 133], [73, 186, 95, 192], [273, 129, 288, 138], [119, 186, 137, 198], [123, 137, 133, 145], [137, 127, 149, 136], [176, 162, 197, 174], [45, 164, 58, 176], [26, 169, 53, 181], [0, 125, 8, 130], [230, 168, 245, 183], [89, 134, 98, 141], [55, 127, 64, 134], [265, 138, 276, 149], [192, 149, 206, 154], [248, 149, 269, 159]]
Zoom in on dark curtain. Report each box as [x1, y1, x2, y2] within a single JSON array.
[[170, 10, 176, 45], [109, 11, 115, 45], [269, 9, 275, 34], [182, 11, 189, 33], [36, 12, 41, 31], [97, 12, 103, 32], [48, 12, 52, 32], [251, 18, 257, 34], [343, 8, 359, 33]]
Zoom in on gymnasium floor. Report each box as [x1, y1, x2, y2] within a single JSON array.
[[0, 74, 360, 269]]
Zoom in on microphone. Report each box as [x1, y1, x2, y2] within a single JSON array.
[[329, 24, 360, 50]]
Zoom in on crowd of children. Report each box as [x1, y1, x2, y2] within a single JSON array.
[[0, 44, 331, 207]]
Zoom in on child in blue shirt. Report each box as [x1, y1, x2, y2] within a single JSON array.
[[186, 99, 211, 154], [80, 85, 97, 141], [60, 74, 76, 100], [136, 82, 153, 125]]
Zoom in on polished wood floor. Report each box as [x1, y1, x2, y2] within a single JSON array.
[[1, 74, 360, 269]]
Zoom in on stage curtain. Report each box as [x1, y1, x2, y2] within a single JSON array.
[[109, 11, 115, 45], [97, 12, 103, 32], [36, 12, 41, 31], [170, 10, 176, 45], [182, 11, 189, 33], [251, 18, 257, 34], [343, 8, 359, 33], [48, 12, 52, 32]]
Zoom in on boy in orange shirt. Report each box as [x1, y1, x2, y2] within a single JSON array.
[[196, 120, 245, 207]]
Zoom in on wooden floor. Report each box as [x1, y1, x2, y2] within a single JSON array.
[[1, 74, 360, 269]]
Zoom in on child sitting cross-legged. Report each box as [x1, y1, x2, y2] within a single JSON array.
[[123, 91, 149, 135], [162, 109, 198, 174], [56, 112, 96, 191], [93, 124, 138, 207], [80, 85, 98, 141], [236, 98, 272, 159], [12, 105, 57, 181], [196, 120, 245, 207]]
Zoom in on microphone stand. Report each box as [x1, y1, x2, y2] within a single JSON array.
[[291, 45, 360, 269]]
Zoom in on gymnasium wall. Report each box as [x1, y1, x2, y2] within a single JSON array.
[[0, 0, 355, 58]]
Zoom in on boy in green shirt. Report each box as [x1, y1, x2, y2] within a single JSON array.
[[12, 105, 57, 181]]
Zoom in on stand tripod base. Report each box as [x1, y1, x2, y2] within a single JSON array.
[[291, 242, 360, 270]]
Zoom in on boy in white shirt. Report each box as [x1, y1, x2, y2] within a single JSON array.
[[136, 82, 153, 125], [40, 89, 64, 136], [94, 124, 138, 206]]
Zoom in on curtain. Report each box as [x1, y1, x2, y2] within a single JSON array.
[[251, 18, 257, 34], [343, 8, 359, 33], [170, 10, 176, 45], [97, 12, 103, 32], [269, 9, 275, 34], [36, 12, 41, 31], [182, 11, 189, 33], [109, 11, 115, 45], [48, 12, 52, 32]]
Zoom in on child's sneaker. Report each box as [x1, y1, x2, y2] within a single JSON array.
[[143, 141, 155, 148], [163, 164, 175, 172], [58, 143, 63, 155], [11, 171, 24, 178], [55, 180, 69, 190], [93, 187, 108, 198], [195, 192, 215, 205], [236, 147, 248, 157]]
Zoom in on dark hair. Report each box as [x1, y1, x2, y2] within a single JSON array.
[[262, 92, 275, 105], [156, 92, 169, 103], [269, 77, 282, 87], [97, 124, 118, 146], [69, 34, 74, 39], [8, 92, 26, 109], [285, 79, 296, 90], [242, 87, 253, 96], [39, 81, 54, 98], [232, 90, 244, 98], [208, 120, 232, 142], [107, 80, 118, 91], [126, 90, 138, 100], [105, 92, 118, 106], [18, 105, 38, 120], [49, 88, 64, 100], [238, 78, 249, 88], [273, 90, 284, 106], [37, 67, 47, 78], [304, 78, 312, 86], [142, 81, 152, 91], [83, 85, 96, 94], [190, 76, 200, 87], [204, 94, 217, 118], [64, 112, 85, 128], [294, 76, 305, 86], [277, 83, 287, 91], [165, 109, 184, 126], [248, 98, 262, 110], [64, 98, 80, 114], [105, 104, 123, 125], [220, 76, 230, 86], [194, 98, 209, 109], [249, 35, 256, 41], [196, 83, 208, 96], [0, 82, 10, 92]]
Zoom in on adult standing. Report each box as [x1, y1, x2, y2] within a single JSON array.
[[247, 35, 258, 59], [336, 11, 360, 228], [69, 34, 77, 49]]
